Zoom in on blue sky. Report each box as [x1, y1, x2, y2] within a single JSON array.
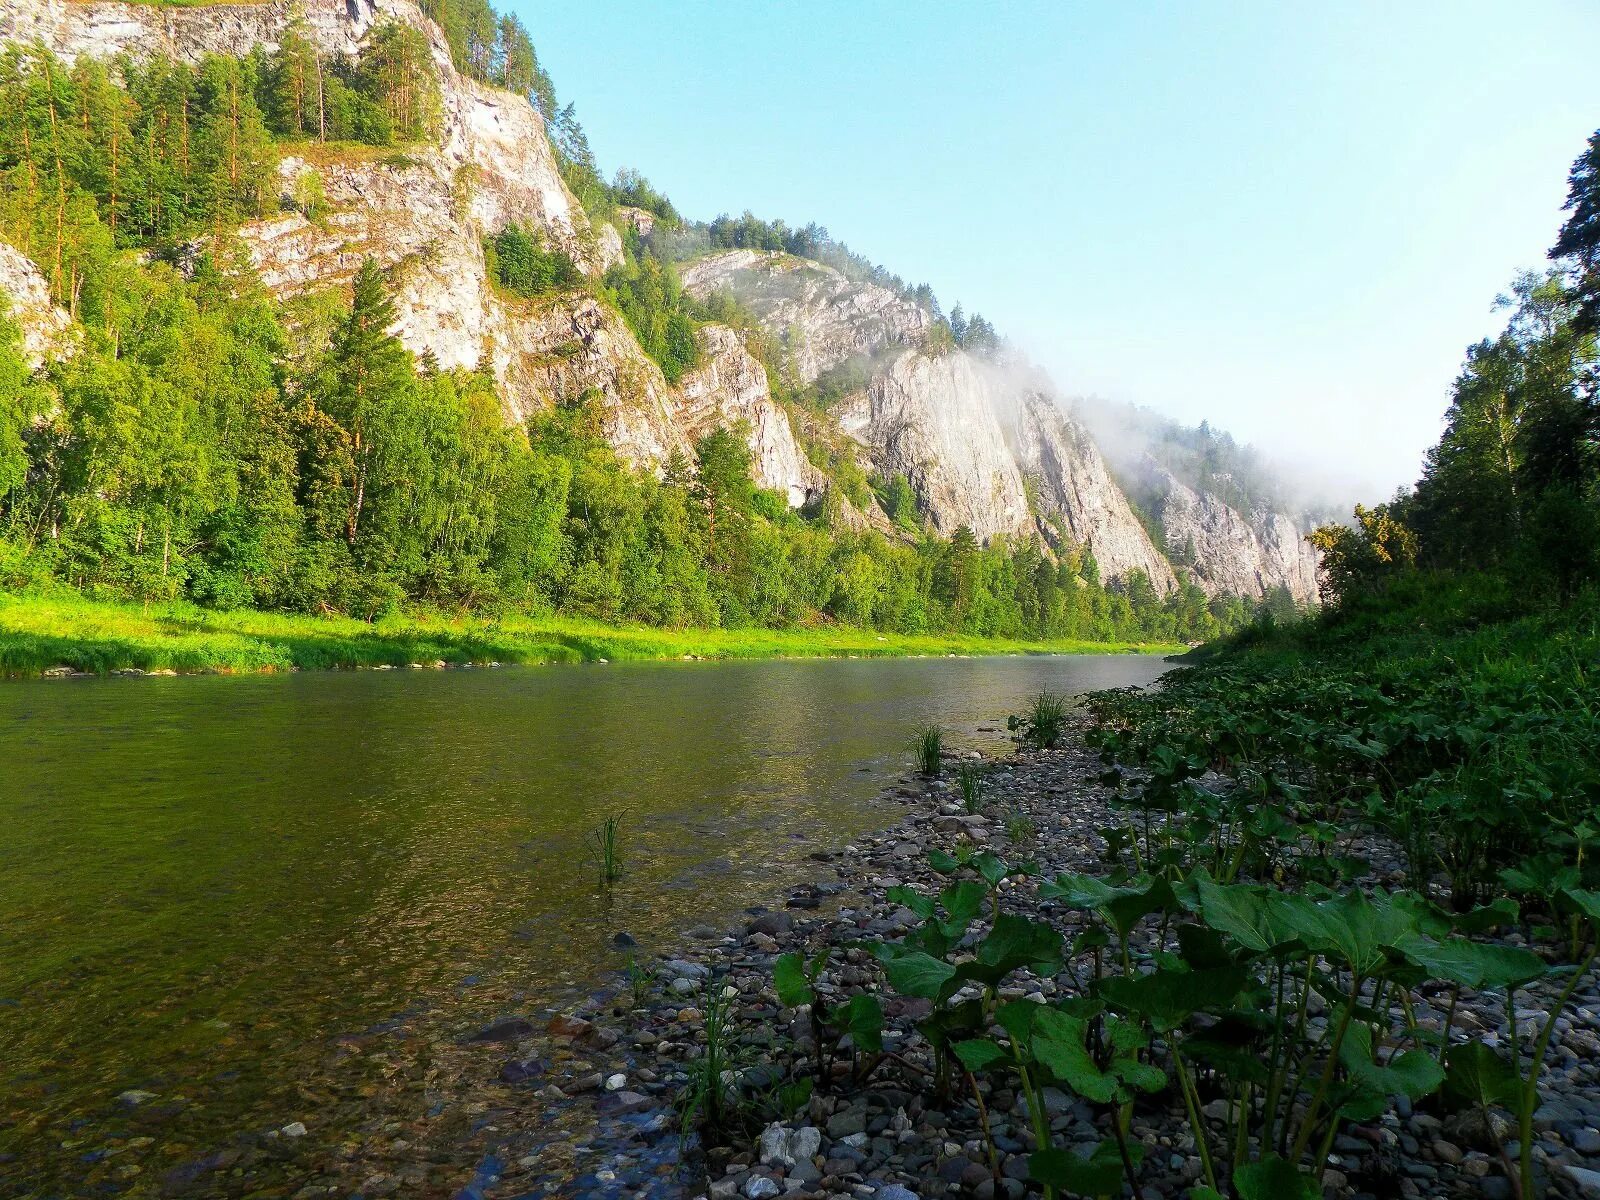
[[516, 1, 1600, 502]]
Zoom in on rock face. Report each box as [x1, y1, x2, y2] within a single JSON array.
[[684, 250, 1178, 587], [834, 349, 1032, 541], [679, 250, 931, 382], [1005, 395, 1179, 591], [0, 241, 72, 368], [1140, 462, 1320, 603], [3, 0, 823, 502], [673, 325, 824, 507]]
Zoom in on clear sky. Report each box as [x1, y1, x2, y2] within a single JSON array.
[[515, 0, 1600, 503]]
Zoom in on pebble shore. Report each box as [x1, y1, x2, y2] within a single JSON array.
[[469, 727, 1600, 1200]]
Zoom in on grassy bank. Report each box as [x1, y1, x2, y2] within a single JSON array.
[[0, 592, 1183, 678]]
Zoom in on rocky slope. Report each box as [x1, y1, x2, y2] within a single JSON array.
[[681, 251, 1181, 589], [1137, 460, 1322, 603], [0, 0, 827, 505], [3, 0, 1322, 596], [0, 242, 73, 369]]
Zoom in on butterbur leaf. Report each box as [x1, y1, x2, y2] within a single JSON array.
[[928, 849, 960, 874], [1176, 922, 1234, 970], [1338, 1024, 1444, 1111], [952, 1037, 1009, 1072], [1030, 1007, 1116, 1103], [773, 952, 813, 1009], [975, 913, 1063, 975], [843, 993, 883, 1053], [885, 886, 935, 920], [878, 949, 956, 1000], [1115, 1057, 1167, 1093], [1233, 1154, 1319, 1200], [1028, 1140, 1132, 1195], [972, 852, 1010, 887], [1562, 888, 1600, 923], [1441, 1040, 1521, 1111], [938, 881, 987, 934], [1394, 933, 1546, 991], [1097, 965, 1246, 1032]]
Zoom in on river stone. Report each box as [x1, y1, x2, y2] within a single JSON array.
[[611, 931, 637, 948], [744, 1175, 780, 1199], [464, 1017, 535, 1044], [748, 912, 793, 937], [874, 1186, 920, 1200], [758, 1123, 822, 1167], [1565, 1167, 1600, 1198]]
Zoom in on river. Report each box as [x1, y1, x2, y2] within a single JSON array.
[[0, 653, 1168, 1197]]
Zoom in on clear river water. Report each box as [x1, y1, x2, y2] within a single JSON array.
[[0, 653, 1168, 1197]]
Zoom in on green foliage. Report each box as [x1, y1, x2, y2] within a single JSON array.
[[602, 254, 701, 383], [1008, 689, 1069, 750], [912, 724, 943, 777], [956, 761, 986, 814], [586, 815, 622, 886], [484, 222, 579, 298]]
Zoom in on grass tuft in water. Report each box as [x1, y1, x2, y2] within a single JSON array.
[[1008, 689, 1070, 750], [912, 725, 944, 777], [587, 816, 623, 887]]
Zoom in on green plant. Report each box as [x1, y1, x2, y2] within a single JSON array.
[[956, 761, 986, 813], [1004, 809, 1035, 845], [1009, 690, 1069, 750], [912, 724, 944, 777], [624, 953, 656, 1008], [587, 815, 623, 886], [677, 979, 740, 1139]]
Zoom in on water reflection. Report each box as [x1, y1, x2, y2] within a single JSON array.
[[0, 652, 1169, 1192]]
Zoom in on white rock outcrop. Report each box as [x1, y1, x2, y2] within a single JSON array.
[[0, 241, 72, 368], [1141, 461, 1320, 603], [679, 250, 931, 382], [673, 325, 824, 507]]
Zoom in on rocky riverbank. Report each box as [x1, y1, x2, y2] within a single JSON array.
[[440, 724, 1600, 1200]]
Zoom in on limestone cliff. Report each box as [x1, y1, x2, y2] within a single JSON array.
[[1003, 394, 1178, 591], [0, 242, 72, 369], [2, 0, 825, 507], [678, 250, 931, 382], [1137, 461, 1321, 603], [681, 250, 1178, 589]]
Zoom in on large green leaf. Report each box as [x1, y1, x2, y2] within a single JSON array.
[[1195, 875, 1303, 955], [1028, 1144, 1125, 1196], [952, 1037, 1010, 1072], [1097, 965, 1246, 1032], [773, 952, 813, 1009], [1563, 888, 1600, 923], [877, 949, 956, 1000], [1338, 1023, 1445, 1116], [1233, 1154, 1318, 1200], [1394, 933, 1546, 990], [842, 992, 883, 1053], [940, 881, 987, 930], [967, 913, 1063, 978], [1441, 1039, 1521, 1111], [1030, 1006, 1116, 1102]]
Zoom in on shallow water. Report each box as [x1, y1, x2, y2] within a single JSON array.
[[0, 653, 1168, 1195]]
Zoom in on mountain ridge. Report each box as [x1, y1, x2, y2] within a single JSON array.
[[0, 0, 1322, 612]]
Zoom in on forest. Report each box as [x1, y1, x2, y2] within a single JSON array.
[[0, 37, 1242, 647]]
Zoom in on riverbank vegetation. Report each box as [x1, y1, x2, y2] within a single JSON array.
[[657, 128, 1600, 1200], [0, 589, 1182, 677]]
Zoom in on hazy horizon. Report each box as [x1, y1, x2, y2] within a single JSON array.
[[520, 0, 1600, 506]]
